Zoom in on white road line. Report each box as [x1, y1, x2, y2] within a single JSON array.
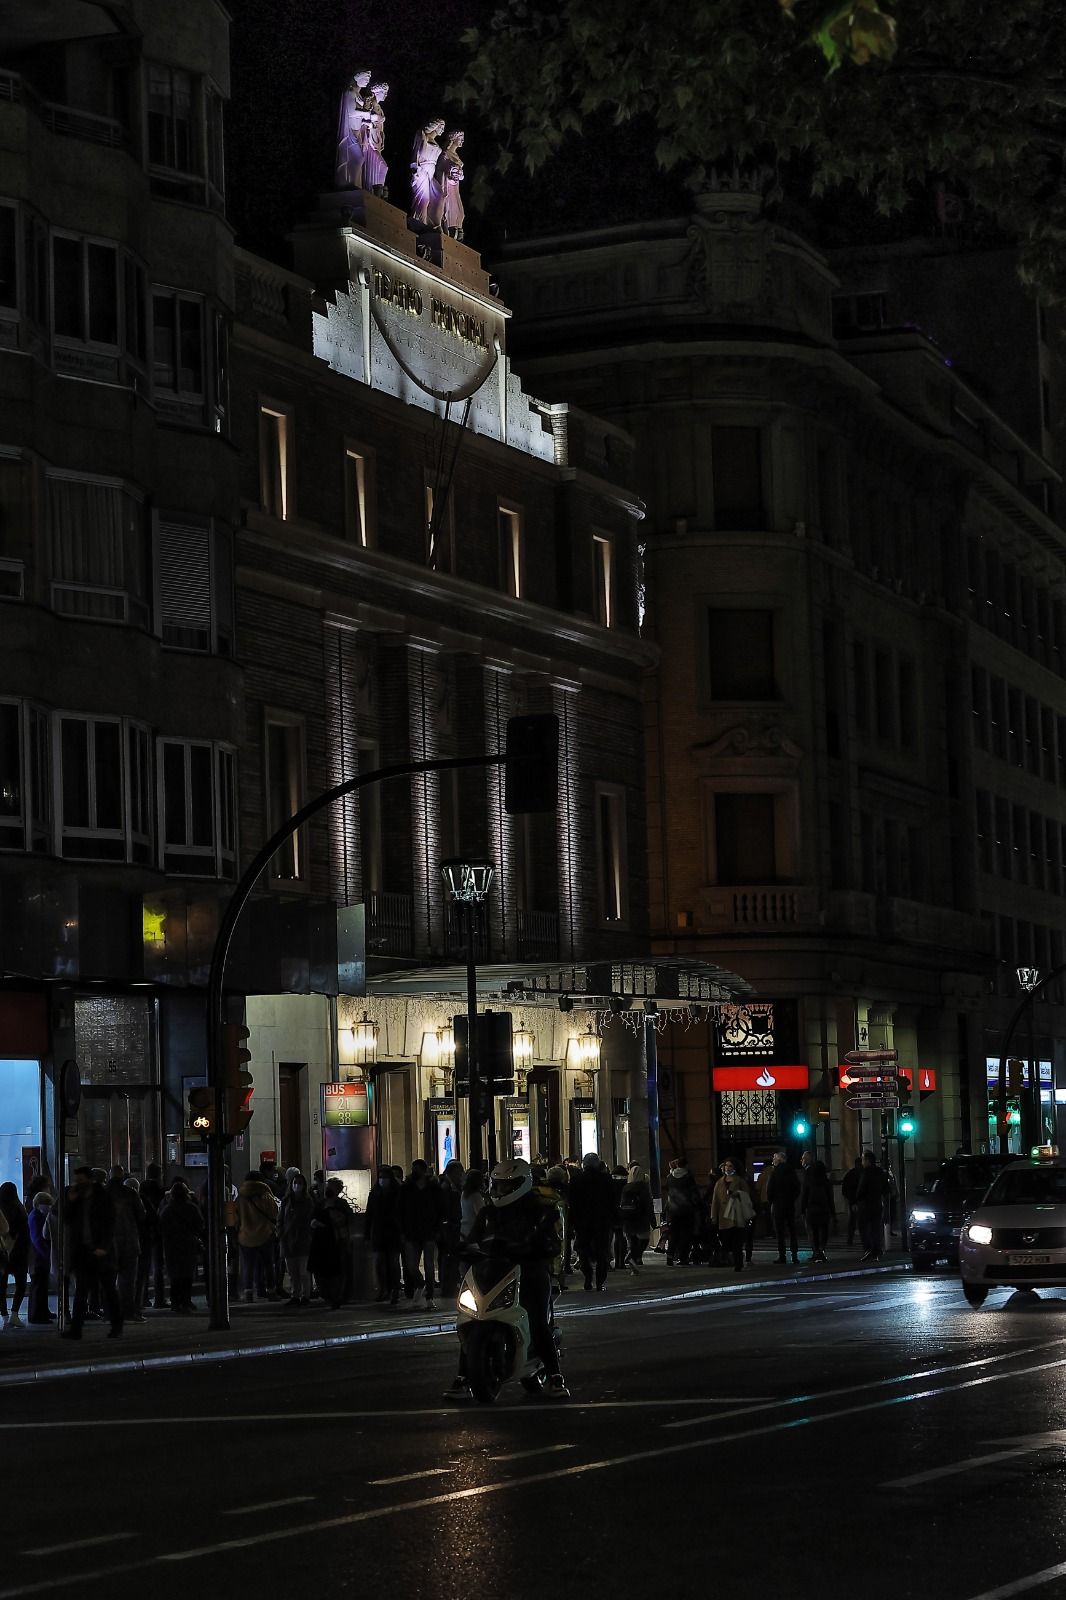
[[964, 1562, 1066, 1600], [368, 1468, 450, 1486], [222, 1496, 315, 1516], [21, 1533, 132, 1557], [663, 1339, 1066, 1430], [491, 1443, 576, 1463], [5, 1352, 1066, 1596], [885, 1430, 1066, 1488]]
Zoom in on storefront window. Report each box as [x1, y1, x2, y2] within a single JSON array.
[[0, 1060, 41, 1191]]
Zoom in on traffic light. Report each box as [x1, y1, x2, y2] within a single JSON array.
[[1007, 1058, 1025, 1093], [454, 1011, 515, 1096], [222, 1021, 254, 1135], [187, 1085, 215, 1138], [504, 714, 558, 815], [898, 1106, 916, 1139], [791, 1114, 810, 1140]]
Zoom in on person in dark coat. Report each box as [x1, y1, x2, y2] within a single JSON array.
[[568, 1152, 618, 1290], [841, 1156, 863, 1246], [0, 1181, 30, 1329], [137, 1163, 167, 1310], [63, 1167, 122, 1338], [278, 1170, 315, 1306], [26, 1192, 55, 1324], [609, 1165, 629, 1269], [160, 1180, 204, 1313], [664, 1160, 701, 1266], [437, 1159, 465, 1299], [364, 1168, 403, 1304], [619, 1165, 656, 1271], [398, 1160, 444, 1310], [308, 1196, 344, 1307], [856, 1150, 888, 1260], [108, 1167, 146, 1322], [801, 1159, 836, 1262], [767, 1152, 801, 1265]]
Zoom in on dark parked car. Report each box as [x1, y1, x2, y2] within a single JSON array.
[[909, 1155, 1017, 1272]]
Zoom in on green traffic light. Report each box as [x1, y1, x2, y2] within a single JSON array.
[[793, 1118, 809, 1138], [898, 1109, 916, 1138]]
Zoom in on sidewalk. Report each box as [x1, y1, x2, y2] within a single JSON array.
[[0, 1244, 911, 1388]]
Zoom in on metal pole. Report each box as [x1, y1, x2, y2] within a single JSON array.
[[898, 1136, 909, 1252], [1029, 1002, 1040, 1151], [465, 900, 483, 1174], [204, 750, 507, 1331]]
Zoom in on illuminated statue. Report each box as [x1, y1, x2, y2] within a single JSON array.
[[409, 117, 445, 226], [362, 82, 389, 195], [433, 130, 465, 240], [335, 69, 371, 189]]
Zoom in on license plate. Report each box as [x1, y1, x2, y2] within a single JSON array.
[[1007, 1253, 1052, 1265]]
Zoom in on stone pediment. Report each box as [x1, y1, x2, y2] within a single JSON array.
[[692, 720, 803, 766]]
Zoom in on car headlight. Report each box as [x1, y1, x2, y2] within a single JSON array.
[[967, 1224, 993, 1245], [910, 1209, 937, 1223], [458, 1288, 478, 1313]]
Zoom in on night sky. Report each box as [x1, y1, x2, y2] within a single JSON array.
[[224, 0, 687, 266]]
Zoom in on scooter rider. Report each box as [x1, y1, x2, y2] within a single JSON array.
[[446, 1157, 570, 1401]]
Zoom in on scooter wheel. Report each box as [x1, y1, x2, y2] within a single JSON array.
[[466, 1324, 507, 1403]]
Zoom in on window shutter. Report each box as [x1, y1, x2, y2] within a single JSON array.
[[156, 514, 211, 648]]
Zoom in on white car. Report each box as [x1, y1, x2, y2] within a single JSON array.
[[959, 1156, 1066, 1306]]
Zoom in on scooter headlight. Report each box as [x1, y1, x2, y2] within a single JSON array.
[[488, 1279, 518, 1311], [458, 1288, 478, 1314]]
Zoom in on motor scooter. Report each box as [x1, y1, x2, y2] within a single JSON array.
[[455, 1248, 558, 1402]]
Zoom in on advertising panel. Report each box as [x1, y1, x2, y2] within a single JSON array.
[[712, 1066, 809, 1092]]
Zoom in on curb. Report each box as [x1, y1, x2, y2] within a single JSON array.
[[0, 1260, 908, 1389]]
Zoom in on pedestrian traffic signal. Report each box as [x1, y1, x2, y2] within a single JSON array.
[[504, 714, 558, 815], [222, 1021, 254, 1135], [792, 1115, 810, 1139], [898, 1107, 916, 1138], [188, 1085, 215, 1138]]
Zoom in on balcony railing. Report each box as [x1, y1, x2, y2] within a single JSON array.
[[0, 71, 126, 147], [365, 890, 413, 958], [702, 885, 823, 931], [516, 908, 560, 962]]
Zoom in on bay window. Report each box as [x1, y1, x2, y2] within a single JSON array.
[[158, 738, 236, 878]]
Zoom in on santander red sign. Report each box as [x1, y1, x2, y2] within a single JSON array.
[[712, 1066, 810, 1092]]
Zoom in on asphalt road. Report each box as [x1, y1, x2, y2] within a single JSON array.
[[6, 1274, 1066, 1600]]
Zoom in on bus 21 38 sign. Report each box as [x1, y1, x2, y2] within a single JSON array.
[[322, 1082, 369, 1128]]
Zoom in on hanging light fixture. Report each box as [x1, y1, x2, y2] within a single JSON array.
[[436, 1021, 455, 1071], [513, 1020, 534, 1091], [576, 1022, 601, 1074], [350, 1010, 378, 1068], [440, 858, 496, 902]]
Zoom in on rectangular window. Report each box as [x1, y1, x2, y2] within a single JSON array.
[[147, 63, 194, 174], [265, 717, 305, 881], [205, 85, 225, 199], [1047, 817, 1061, 898], [595, 786, 628, 923], [123, 255, 148, 366], [1025, 696, 1040, 775], [994, 797, 1011, 878], [708, 609, 776, 700], [0, 700, 22, 848], [345, 448, 369, 545], [127, 722, 152, 865], [874, 650, 895, 743], [1029, 811, 1044, 890], [711, 425, 763, 530], [988, 677, 1005, 760], [828, 800, 847, 889], [51, 234, 119, 347], [1008, 686, 1024, 768], [714, 792, 777, 885], [425, 480, 455, 572], [46, 473, 148, 628], [23, 213, 47, 329], [498, 505, 523, 599], [27, 705, 50, 852], [592, 533, 613, 627], [155, 514, 213, 651], [158, 738, 235, 877], [57, 714, 125, 861], [259, 403, 292, 520], [976, 790, 992, 875], [0, 559, 23, 601], [52, 234, 81, 338], [1041, 705, 1055, 782], [0, 205, 16, 311], [823, 624, 841, 757], [859, 811, 875, 893], [153, 290, 206, 407], [898, 658, 917, 749], [1012, 803, 1027, 882], [852, 641, 869, 734], [971, 666, 988, 750]]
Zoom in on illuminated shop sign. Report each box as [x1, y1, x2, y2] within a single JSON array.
[[322, 1081, 369, 1127], [712, 1066, 810, 1092]]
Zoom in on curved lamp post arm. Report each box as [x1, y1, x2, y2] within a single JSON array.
[[996, 961, 1066, 1155]]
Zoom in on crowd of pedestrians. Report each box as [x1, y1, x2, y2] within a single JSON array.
[[0, 1144, 896, 1336]]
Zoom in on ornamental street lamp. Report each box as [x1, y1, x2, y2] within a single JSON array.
[[1016, 967, 1043, 1152], [441, 857, 496, 1172]]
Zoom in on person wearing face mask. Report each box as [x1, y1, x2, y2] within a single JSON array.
[[710, 1158, 755, 1272], [364, 1167, 403, 1305], [279, 1169, 315, 1307]]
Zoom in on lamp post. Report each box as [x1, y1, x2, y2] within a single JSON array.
[[442, 858, 496, 1173], [1016, 966, 1042, 1151]]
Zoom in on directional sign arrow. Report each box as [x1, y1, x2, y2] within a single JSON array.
[[846, 1094, 900, 1110], [844, 1049, 898, 1064]]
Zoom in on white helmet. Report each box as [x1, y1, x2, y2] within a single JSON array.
[[489, 1158, 532, 1208]]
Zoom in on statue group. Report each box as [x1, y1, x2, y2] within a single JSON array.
[[335, 71, 466, 242]]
